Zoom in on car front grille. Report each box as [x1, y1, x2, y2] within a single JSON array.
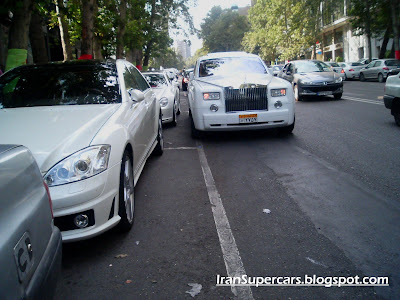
[[301, 83, 342, 93], [224, 87, 268, 112]]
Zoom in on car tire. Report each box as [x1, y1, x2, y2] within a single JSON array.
[[378, 73, 384, 83], [294, 85, 302, 101], [334, 93, 342, 100], [360, 73, 365, 82], [171, 101, 177, 127], [177, 99, 181, 115], [152, 114, 164, 156], [116, 150, 135, 232], [190, 114, 202, 139], [344, 73, 347, 81], [278, 117, 295, 135]]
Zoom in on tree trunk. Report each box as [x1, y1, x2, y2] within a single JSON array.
[[29, 10, 48, 63], [6, 0, 33, 71], [365, 0, 372, 60], [390, 0, 400, 59], [379, 26, 391, 59], [135, 49, 143, 68], [143, 0, 156, 68], [93, 0, 103, 59], [56, 0, 73, 61], [81, 0, 95, 57], [116, 0, 127, 58]]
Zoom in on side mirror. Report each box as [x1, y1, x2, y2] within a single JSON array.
[[127, 88, 144, 102], [189, 72, 194, 80]]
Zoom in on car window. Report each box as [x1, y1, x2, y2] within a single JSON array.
[[385, 60, 400, 67], [128, 65, 150, 91], [329, 62, 340, 67], [374, 61, 382, 67], [198, 57, 267, 77], [351, 62, 362, 66], [0, 64, 120, 108], [339, 63, 346, 68], [366, 62, 375, 68], [294, 61, 331, 73], [144, 73, 168, 88], [288, 64, 294, 73]]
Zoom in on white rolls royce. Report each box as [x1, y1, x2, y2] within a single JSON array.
[[188, 52, 295, 137]]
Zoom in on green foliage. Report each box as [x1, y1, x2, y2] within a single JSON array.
[[149, 48, 185, 69], [243, 0, 321, 61], [200, 6, 250, 52], [335, 56, 343, 62]]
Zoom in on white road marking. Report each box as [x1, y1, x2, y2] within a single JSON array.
[[196, 142, 254, 299], [164, 147, 197, 150], [306, 257, 328, 268], [343, 96, 384, 105]]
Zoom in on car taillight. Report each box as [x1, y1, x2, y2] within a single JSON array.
[[43, 182, 54, 219], [341, 69, 345, 73], [383, 67, 389, 71], [349, 69, 354, 71]]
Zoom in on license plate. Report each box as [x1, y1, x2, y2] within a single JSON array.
[[14, 232, 34, 282], [318, 91, 332, 96], [239, 114, 258, 123]]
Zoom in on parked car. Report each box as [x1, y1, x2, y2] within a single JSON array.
[[359, 59, 400, 82], [270, 64, 284, 76], [338, 62, 364, 80], [143, 71, 181, 125], [387, 67, 400, 76], [0, 144, 62, 300], [278, 60, 343, 101], [0, 59, 163, 242], [188, 51, 295, 137], [324, 62, 346, 79], [357, 58, 378, 65], [383, 72, 400, 126]]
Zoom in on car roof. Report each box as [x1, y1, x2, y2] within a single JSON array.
[[198, 51, 259, 61]]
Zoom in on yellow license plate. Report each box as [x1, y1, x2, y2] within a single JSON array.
[[239, 114, 258, 123]]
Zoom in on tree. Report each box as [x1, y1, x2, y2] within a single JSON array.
[[81, 0, 95, 56], [243, 0, 318, 61], [200, 6, 249, 52], [5, 0, 34, 71], [55, 0, 73, 61]]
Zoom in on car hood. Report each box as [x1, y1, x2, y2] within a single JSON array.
[[153, 86, 171, 99], [295, 72, 337, 82], [0, 104, 120, 173], [197, 73, 273, 89]]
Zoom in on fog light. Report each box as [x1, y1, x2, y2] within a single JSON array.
[[274, 100, 283, 109], [74, 214, 89, 228], [210, 104, 219, 112]]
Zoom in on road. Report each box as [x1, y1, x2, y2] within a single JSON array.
[[55, 80, 399, 300]]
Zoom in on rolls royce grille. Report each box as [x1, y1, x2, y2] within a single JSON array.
[[224, 87, 268, 112]]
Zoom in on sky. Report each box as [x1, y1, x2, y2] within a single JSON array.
[[173, 0, 252, 55]]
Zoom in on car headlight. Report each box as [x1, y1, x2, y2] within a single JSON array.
[[271, 88, 286, 97], [335, 77, 343, 83], [44, 145, 111, 187], [160, 97, 169, 107], [300, 80, 313, 85], [203, 92, 220, 100]]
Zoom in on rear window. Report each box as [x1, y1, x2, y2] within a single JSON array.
[[0, 64, 120, 109], [329, 62, 340, 67], [385, 60, 400, 67], [351, 62, 362, 66], [144, 73, 167, 88]]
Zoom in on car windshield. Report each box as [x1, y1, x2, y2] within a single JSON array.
[[328, 62, 340, 67], [273, 65, 282, 71], [145, 74, 167, 88], [295, 61, 331, 73], [0, 64, 120, 109], [385, 60, 400, 67], [199, 57, 267, 77]]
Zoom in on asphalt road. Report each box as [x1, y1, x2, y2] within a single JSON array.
[[56, 80, 399, 300]]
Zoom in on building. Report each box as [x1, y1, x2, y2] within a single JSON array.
[[319, 0, 393, 62], [176, 40, 191, 60]]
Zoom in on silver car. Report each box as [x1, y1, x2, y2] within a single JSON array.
[[359, 59, 400, 82], [325, 62, 346, 79], [338, 62, 364, 80], [0, 145, 62, 300]]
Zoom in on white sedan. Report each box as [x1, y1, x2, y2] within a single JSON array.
[[0, 59, 164, 242], [188, 52, 295, 137], [143, 71, 180, 125]]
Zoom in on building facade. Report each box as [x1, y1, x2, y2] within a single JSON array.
[[176, 40, 191, 60], [319, 0, 393, 62]]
